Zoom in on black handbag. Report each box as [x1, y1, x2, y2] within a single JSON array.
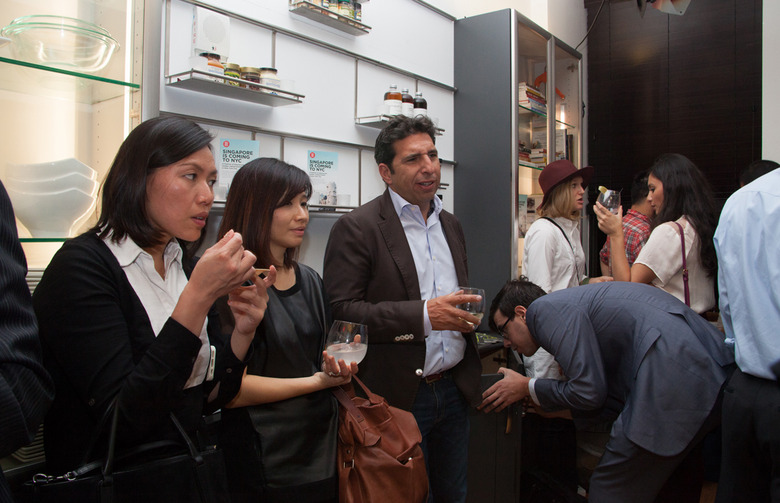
[[19, 399, 229, 503]]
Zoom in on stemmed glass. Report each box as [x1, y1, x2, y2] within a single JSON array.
[[325, 320, 368, 365], [456, 287, 486, 329], [597, 187, 621, 215]]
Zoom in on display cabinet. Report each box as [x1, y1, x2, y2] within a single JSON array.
[[0, 0, 143, 270], [453, 9, 583, 306]]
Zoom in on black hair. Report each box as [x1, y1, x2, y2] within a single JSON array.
[[739, 159, 779, 187], [488, 277, 547, 332], [630, 169, 650, 203], [374, 115, 437, 171], [218, 158, 311, 269], [92, 116, 214, 252], [649, 153, 718, 277]]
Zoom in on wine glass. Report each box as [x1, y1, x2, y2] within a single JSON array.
[[456, 287, 486, 328], [597, 188, 621, 214], [325, 320, 368, 365]]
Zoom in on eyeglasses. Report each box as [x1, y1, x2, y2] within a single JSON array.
[[497, 313, 515, 340]]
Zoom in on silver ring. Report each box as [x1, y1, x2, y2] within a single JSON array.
[[327, 371, 341, 377]]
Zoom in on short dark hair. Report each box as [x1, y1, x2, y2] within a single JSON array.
[[218, 158, 312, 269], [630, 169, 650, 203], [374, 115, 437, 171], [488, 277, 547, 332], [739, 159, 779, 187], [92, 116, 213, 249]]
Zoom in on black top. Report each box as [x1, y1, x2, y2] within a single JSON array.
[[220, 263, 338, 503]]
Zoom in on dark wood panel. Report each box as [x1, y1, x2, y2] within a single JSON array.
[[583, 0, 762, 273]]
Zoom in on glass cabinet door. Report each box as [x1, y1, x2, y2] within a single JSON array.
[[552, 38, 582, 169], [0, 0, 142, 268]]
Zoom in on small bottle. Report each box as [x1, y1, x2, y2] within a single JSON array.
[[413, 91, 428, 117], [354, 2, 362, 21], [200, 53, 224, 83], [224, 63, 241, 86], [400, 88, 414, 117], [384, 84, 402, 116]]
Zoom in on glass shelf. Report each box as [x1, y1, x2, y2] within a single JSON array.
[[166, 70, 305, 106], [0, 56, 139, 104], [518, 103, 575, 129], [356, 115, 444, 135], [289, 1, 371, 36]]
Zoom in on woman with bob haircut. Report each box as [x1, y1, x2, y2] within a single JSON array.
[[33, 116, 271, 479], [595, 153, 718, 314], [216, 158, 356, 503], [520, 159, 612, 491]]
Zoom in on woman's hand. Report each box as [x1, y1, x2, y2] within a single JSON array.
[[587, 276, 614, 284], [594, 202, 624, 237], [316, 350, 358, 387], [190, 230, 258, 301], [227, 266, 277, 338]]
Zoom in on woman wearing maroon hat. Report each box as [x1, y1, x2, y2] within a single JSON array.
[[520, 159, 613, 492]]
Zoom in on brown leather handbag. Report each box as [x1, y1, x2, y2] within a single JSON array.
[[331, 376, 428, 503]]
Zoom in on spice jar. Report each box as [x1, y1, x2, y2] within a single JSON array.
[[200, 53, 224, 83], [259, 67, 281, 92], [224, 63, 241, 86], [240, 66, 261, 90]]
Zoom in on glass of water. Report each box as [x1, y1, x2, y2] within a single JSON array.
[[325, 320, 368, 365]]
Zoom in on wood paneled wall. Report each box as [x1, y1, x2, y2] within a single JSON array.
[[583, 0, 762, 271]]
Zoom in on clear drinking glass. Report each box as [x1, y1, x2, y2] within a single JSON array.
[[325, 320, 368, 365], [597, 188, 621, 214], [456, 287, 486, 328]]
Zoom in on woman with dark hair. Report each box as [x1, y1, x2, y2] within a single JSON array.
[[33, 116, 271, 477], [216, 158, 356, 503], [595, 153, 719, 314]]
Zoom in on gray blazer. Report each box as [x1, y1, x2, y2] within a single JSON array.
[[528, 282, 734, 457], [323, 190, 481, 411]]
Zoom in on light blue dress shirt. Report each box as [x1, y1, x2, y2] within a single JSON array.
[[388, 188, 466, 377], [714, 169, 780, 379]]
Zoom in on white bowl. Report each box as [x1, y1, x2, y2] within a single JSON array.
[[6, 186, 96, 237], [5, 158, 97, 181], [5, 171, 98, 196]]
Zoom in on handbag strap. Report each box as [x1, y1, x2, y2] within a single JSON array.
[[542, 217, 585, 282], [673, 221, 690, 307]]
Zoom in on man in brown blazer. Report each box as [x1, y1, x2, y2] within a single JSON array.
[[323, 115, 482, 502]]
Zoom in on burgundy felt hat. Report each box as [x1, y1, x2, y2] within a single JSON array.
[[539, 160, 594, 207]]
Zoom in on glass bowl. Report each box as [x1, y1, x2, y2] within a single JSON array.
[[1, 15, 119, 72]]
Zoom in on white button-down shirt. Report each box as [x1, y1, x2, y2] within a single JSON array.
[[388, 189, 465, 377], [103, 235, 210, 389]]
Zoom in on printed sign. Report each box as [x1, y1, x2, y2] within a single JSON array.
[[217, 139, 259, 199]]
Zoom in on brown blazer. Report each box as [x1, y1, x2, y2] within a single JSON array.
[[323, 190, 481, 411]]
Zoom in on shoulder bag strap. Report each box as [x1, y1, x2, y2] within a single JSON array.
[[542, 217, 585, 282], [673, 221, 690, 307]]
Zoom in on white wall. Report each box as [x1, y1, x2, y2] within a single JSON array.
[[764, 2, 779, 161]]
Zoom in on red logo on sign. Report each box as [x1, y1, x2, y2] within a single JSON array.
[[309, 152, 316, 158], [223, 140, 230, 147]]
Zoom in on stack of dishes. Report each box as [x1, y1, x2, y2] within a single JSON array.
[[0, 15, 119, 72], [5, 158, 98, 238]]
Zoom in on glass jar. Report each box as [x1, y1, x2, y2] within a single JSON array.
[[384, 84, 402, 116], [200, 52, 224, 83], [240, 66, 261, 90], [258, 67, 281, 92], [224, 63, 241, 86], [338, 0, 354, 18]]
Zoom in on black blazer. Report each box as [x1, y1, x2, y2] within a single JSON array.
[[323, 190, 481, 410], [0, 181, 54, 498]]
